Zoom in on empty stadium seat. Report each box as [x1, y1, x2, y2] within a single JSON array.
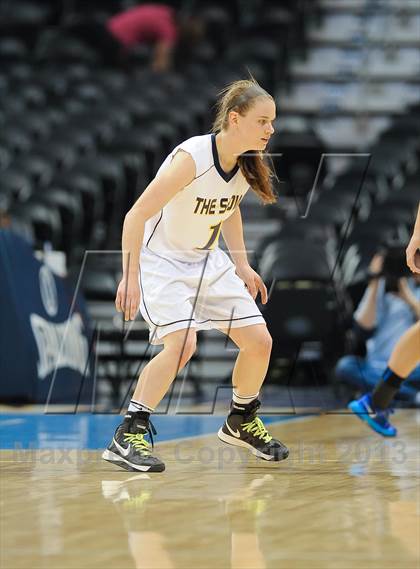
[[317, 185, 371, 222], [103, 131, 163, 183], [0, 168, 33, 201], [199, 5, 231, 55], [0, 94, 27, 115], [67, 114, 116, 145], [36, 186, 83, 260], [0, 144, 12, 169], [10, 198, 62, 249], [226, 38, 281, 92], [81, 269, 118, 301], [51, 171, 104, 248], [268, 129, 327, 200], [48, 126, 97, 155], [0, 37, 28, 62], [71, 82, 108, 105], [4, 112, 52, 140], [35, 30, 100, 64], [253, 219, 337, 273], [72, 155, 126, 246], [258, 239, 350, 362], [102, 138, 149, 211], [10, 154, 55, 188], [19, 83, 47, 109], [35, 141, 78, 169]]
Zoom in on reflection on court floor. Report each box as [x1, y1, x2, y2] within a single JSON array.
[[2, 410, 419, 568]]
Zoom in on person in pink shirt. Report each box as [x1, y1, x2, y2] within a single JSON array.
[[107, 4, 178, 71], [66, 4, 203, 71]]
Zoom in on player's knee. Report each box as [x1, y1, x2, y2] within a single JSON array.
[[244, 330, 272, 358], [179, 338, 197, 366], [163, 329, 197, 364]]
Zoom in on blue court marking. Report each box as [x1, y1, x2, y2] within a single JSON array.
[[0, 413, 303, 450]]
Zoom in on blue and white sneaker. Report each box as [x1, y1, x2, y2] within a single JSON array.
[[348, 393, 397, 437]]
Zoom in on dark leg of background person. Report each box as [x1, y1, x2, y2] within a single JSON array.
[[335, 355, 419, 405], [348, 322, 420, 436], [371, 322, 420, 410]]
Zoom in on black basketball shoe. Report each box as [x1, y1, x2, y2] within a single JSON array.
[[218, 399, 289, 461], [102, 410, 165, 472]]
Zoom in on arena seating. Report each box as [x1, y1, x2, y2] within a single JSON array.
[[1, 0, 419, 405]]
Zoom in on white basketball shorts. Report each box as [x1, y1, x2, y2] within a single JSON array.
[[138, 245, 266, 345]]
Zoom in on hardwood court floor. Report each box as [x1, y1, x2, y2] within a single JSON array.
[[1, 410, 419, 569]]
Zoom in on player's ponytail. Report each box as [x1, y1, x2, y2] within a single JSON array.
[[212, 79, 277, 205]]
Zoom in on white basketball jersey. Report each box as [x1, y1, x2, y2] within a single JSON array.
[[142, 134, 250, 262]]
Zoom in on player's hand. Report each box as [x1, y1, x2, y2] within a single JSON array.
[[368, 253, 384, 276], [115, 276, 141, 321], [235, 264, 268, 304], [406, 235, 420, 274]]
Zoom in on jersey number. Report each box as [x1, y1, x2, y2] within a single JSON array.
[[197, 222, 222, 250]]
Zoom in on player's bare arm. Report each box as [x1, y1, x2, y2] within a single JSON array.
[[222, 207, 268, 304], [116, 150, 195, 320]]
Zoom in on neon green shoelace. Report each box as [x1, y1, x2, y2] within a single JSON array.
[[123, 491, 151, 510], [123, 433, 151, 456], [241, 417, 272, 443]]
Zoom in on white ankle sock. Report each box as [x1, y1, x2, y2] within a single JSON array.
[[232, 390, 259, 406], [128, 399, 155, 414]]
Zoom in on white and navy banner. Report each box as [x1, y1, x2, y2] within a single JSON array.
[[0, 230, 93, 404]]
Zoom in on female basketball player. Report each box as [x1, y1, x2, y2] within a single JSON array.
[[102, 79, 290, 472], [349, 201, 420, 436]]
